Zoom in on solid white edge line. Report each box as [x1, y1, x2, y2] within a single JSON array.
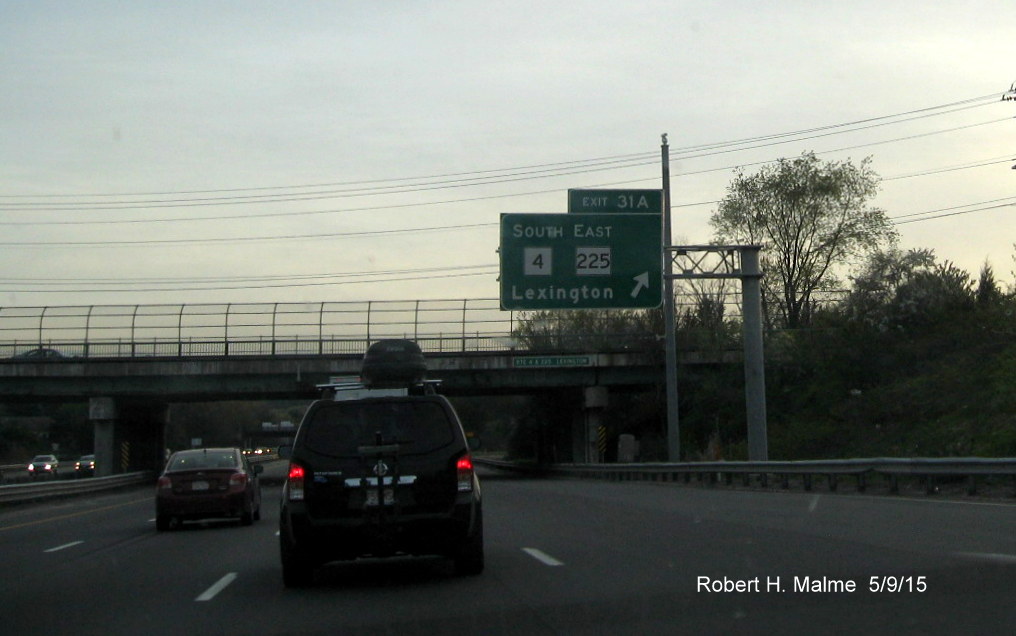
[[522, 547, 564, 567], [196, 572, 238, 602], [44, 540, 84, 553]]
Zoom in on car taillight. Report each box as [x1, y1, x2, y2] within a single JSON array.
[[229, 472, 248, 491], [457, 455, 474, 492], [287, 463, 305, 501], [157, 476, 172, 491]]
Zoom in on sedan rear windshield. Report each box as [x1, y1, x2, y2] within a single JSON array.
[[168, 451, 237, 471], [303, 400, 455, 458]]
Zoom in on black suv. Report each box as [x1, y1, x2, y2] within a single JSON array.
[[279, 341, 483, 586]]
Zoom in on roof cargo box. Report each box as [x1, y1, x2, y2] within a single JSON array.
[[360, 339, 427, 388]]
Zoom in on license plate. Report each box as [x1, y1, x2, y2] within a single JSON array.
[[191, 481, 209, 491], [365, 488, 394, 507]]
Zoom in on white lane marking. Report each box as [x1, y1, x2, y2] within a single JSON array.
[[196, 572, 237, 602], [954, 552, 1016, 565], [522, 547, 564, 567], [44, 541, 84, 553], [833, 493, 1016, 509]]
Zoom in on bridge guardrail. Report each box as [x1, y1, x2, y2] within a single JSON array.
[[475, 457, 1016, 497], [0, 471, 155, 505]]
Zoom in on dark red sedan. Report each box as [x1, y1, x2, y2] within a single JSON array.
[[156, 448, 262, 531]]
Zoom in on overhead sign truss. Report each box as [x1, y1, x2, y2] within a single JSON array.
[[667, 245, 762, 280]]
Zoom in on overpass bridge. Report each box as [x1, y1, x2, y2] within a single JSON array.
[[0, 348, 737, 402], [0, 298, 739, 476]]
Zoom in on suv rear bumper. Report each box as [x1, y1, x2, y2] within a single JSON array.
[[281, 493, 480, 562]]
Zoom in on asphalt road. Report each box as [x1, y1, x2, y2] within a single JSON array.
[[0, 464, 1013, 635]]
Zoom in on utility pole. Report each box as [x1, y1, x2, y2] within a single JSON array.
[[662, 134, 680, 461], [1006, 83, 1015, 169]]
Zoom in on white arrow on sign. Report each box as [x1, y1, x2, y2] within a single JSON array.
[[630, 272, 649, 298]]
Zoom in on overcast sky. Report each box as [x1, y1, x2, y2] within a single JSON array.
[[2, 1, 1014, 309]]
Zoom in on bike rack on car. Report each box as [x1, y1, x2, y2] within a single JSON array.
[[315, 378, 442, 401], [312, 375, 444, 538]]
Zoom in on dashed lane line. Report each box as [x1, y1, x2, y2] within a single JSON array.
[[522, 547, 564, 567], [44, 540, 84, 553], [954, 552, 1016, 565], [196, 572, 237, 602]]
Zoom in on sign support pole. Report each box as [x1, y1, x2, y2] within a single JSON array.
[[741, 246, 769, 461], [662, 134, 680, 462]]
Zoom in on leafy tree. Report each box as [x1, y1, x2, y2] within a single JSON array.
[[512, 308, 662, 352], [167, 401, 276, 449], [843, 248, 936, 330], [711, 151, 897, 328], [844, 248, 975, 333], [976, 262, 1002, 307]]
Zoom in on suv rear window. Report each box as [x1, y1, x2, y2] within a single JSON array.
[[302, 400, 456, 457]]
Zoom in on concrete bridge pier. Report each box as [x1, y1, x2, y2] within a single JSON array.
[[582, 386, 609, 463], [89, 397, 168, 476]]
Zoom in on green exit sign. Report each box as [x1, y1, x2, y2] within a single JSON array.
[[568, 189, 664, 214], [499, 213, 662, 310]]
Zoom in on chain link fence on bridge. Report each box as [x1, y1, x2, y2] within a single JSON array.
[[0, 292, 848, 359]]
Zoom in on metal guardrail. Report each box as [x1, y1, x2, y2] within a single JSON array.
[[0, 454, 277, 500], [0, 471, 155, 504], [475, 457, 1016, 497]]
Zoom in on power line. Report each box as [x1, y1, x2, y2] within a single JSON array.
[[5, 190, 1012, 252], [885, 156, 1016, 181], [0, 156, 659, 212], [0, 264, 498, 286], [0, 222, 499, 248], [669, 93, 1000, 155], [1, 92, 1002, 211], [5, 187, 1013, 249], [0, 268, 500, 294], [672, 117, 1012, 180], [0, 151, 657, 199], [890, 196, 1016, 221], [2, 90, 1011, 298], [893, 201, 1016, 226], [3, 119, 1011, 228], [669, 101, 1001, 162]]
